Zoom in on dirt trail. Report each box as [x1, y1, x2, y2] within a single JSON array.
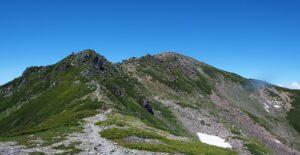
[[72, 112, 163, 155], [0, 110, 165, 155]]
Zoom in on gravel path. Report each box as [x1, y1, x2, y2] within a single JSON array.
[[73, 111, 165, 155], [0, 141, 65, 155], [0, 110, 166, 155]]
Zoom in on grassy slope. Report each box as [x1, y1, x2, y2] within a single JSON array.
[[102, 128, 237, 155], [286, 89, 300, 135], [98, 112, 237, 155], [0, 51, 299, 154], [135, 55, 212, 95], [103, 72, 190, 137], [0, 62, 102, 137], [0, 52, 192, 154], [127, 55, 300, 154], [244, 137, 270, 155]]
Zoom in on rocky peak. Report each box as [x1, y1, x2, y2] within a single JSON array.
[[155, 52, 192, 61], [72, 50, 110, 69], [51, 49, 115, 76], [139, 52, 199, 67], [136, 52, 201, 75], [22, 66, 45, 76], [155, 52, 183, 58]]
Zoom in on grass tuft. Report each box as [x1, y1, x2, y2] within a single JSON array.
[[100, 127, 237, 155]]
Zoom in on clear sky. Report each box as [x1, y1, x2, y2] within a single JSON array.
[[0, 0, 299, 89]]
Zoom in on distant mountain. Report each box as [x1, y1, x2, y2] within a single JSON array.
[[0, 50, 299, 155]]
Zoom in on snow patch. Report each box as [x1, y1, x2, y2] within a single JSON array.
[[274, 139, 282, 144], [263, 102, 270, 112], [197, 132, 232, 148], [274, 105, 281, 109]]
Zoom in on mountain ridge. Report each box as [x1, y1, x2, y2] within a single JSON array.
[[0, 49, 299, 155], [0, 50, 287, 89]]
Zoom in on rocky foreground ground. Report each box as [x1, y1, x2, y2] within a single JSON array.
[[0, 110, 165, 155]]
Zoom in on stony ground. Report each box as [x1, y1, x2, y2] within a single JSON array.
[[0, 110, 166, 155], [154, 96, 251, 155]]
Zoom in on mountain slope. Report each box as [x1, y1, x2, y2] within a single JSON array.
[[0, 50, 299, 155], [120, 52, 300, 154]]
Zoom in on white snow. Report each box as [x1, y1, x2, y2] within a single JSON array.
[[197, 132, 232, 148], [274, 139, 282, 144], [263, 102, 270, 112], [274, 105, 281, 109]]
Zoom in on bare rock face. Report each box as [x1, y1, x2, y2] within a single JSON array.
[[55, 61, 71, 72], [143, 100, 154, 115], [22, 66, 45, 76], [0, 85, 13, 96], [69, 50, 118, 77], [72, 50, 111, 70]]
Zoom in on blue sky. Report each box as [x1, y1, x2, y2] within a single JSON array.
[[0, 0, 299, 89]]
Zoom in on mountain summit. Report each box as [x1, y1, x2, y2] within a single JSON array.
[[0, 50, 299, 155]]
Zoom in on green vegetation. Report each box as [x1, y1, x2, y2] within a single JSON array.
[[195, 73, 212, 94], [120, 139, 237, 155], [141, 69, 193, 93], [244, 138, 270, 155], [137, 56, 212, 94], [265, 89, 281, 100], [0, 80, 98, 135], [222, 72, 247, 84], [0, 125, 81, 147], [104, 73, 190, 137], [95, 113, 133, 127], [202, 64, 247, 86], [100, 127, 237, 155], [275, 86, 300, 135], [286, 90, 300, 135], [97, 112, 236, 155], [100, 128, 161, 140], [52, 142, 82, 154], [245, 111, 271, 132], [1, 51, 298, 154], [29, 152, 45, 155], [0, 62, 104, 150], [230, 127, 242, 136]]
